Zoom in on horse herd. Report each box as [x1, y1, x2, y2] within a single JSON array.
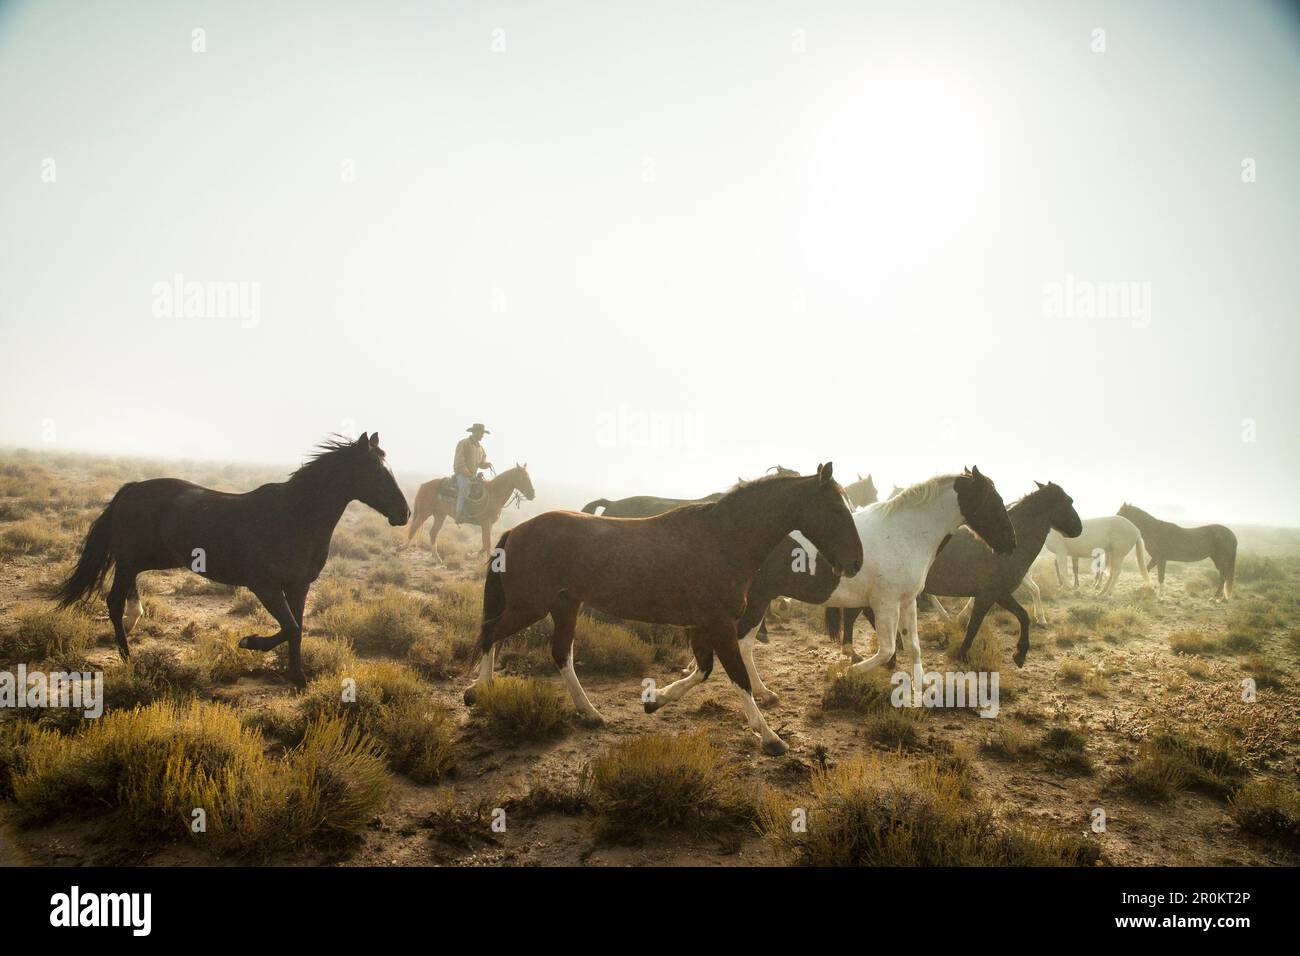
[[55, 432, 1239, 755]]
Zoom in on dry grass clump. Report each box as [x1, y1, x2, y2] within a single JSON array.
[[471, 676, 570, 741], [366, 558, 408, 587], [274, 634, 358, 680], [8, 699, 389, 856], [309, 577, 361, 614], [297, 661, 456, 783], [1169, 629, 1220, 656], [980, 720, 1036, 759], [228, 587, 268, 618], [1122, 727, 1249, 802], [1229, 778, 1300, 851], [581, 730, 758, 843], [1057, 658, 1089, 685], [762, 754, 1100, 866], [575, 618, 654, 676], [1041, 726, 1094, 776], [319, 588, 435, 656], [866, 708, 925, 749], [822, 664, 894, 714], [0, 518, 68, 559], [0, 603, 96, 662], [171, 574, 235, 597]]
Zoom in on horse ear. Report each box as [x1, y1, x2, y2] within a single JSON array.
[[820, 462, 834, 485], [1035, 480, 1044, 489], [355, 432, 369, 447], [370, 432, 380, 448], [971, 464, 982, 477]]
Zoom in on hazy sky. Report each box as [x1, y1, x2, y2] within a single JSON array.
[[2, 0, 1297, 525]]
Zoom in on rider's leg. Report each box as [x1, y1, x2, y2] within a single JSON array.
[[455, 474, 470, 520]]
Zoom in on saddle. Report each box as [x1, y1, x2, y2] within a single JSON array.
[[436, 475, 487, 503]]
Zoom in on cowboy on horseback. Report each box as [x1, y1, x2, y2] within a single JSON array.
[[453, 423, 493, 524]]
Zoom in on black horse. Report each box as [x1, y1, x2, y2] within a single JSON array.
[[826, 481, 1082, 669], [1117, 503, 1237, 599], [56, 432, 409, 688]]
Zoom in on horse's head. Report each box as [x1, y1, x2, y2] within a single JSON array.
[[954, 466, 1016, 555], [1037, 481, 1082, 538], [1117, 502, 1137, 523], [796, 463, 863, 577], [847, 472, 878, 508], [348, 432, 410, 526], [511, 462, 536, 501]]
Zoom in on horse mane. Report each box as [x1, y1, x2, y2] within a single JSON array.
[[875, 475, 957, 517], [289, 435, 373, 482]]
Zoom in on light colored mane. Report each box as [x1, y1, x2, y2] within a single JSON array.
[[875, 474, 957, 517]]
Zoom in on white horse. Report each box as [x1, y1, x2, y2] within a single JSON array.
[[1044, 515, 1149, 596], [733, 470, 1017, 705]]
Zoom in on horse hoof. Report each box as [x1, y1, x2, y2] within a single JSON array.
[[758, 693, 779, 709], [761, 738, 790, 757], [463, 686, 479, 707], [643, 699, 660, 714], [237, 636, 254, 650], [581, 712, 607, 728], [1012, 651, 1027, 669]]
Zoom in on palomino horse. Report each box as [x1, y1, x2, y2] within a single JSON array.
[[720, 468, 1016, 708], [827, 481, 1081, 670], [1118, 503, 1237, 599], [1045, 515, 1149, 596], [467, 464, 862, 755], [56, 433, 409, 689], [407, 464, 535, 563]]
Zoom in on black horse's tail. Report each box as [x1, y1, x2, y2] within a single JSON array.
[[825, 606, 842, 642], [580, 498, 609, 515], [56, 488, 125, 607], [475, 530, 511, 659]]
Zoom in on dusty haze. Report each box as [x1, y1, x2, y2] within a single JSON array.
[[1, 0, 1297, 526]]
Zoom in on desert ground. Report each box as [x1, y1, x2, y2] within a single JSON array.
[[0, 449, 1296, 866]]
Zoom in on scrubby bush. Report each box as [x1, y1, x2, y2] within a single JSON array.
[[471, 676, 570, 741], [581, 730, 757, 843], [0, 604, 95, 662]]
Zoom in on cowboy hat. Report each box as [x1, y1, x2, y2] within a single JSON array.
[[466, 423, 490, 434]]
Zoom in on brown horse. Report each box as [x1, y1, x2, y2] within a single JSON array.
[[406, 464, 535, 563], [466, 464, 862, 754], [1117, 503, 1237, 599]]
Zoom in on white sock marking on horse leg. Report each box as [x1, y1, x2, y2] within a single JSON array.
[[738, 632, 776, 705], [653, 666, 706, 708], [560, 645, 604, 723], [123, 598, 142, 635], [734, 684, 786, 753]]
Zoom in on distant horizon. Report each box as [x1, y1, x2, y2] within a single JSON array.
[[3, 439, 1295, 533], [3, 0, 1298, 528]]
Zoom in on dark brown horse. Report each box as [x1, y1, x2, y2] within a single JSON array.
[[56, 433, 409, 688], [468, 464, 862, 754], [1117, 503, 1237, 599], [828, 482, 1082, 669]]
